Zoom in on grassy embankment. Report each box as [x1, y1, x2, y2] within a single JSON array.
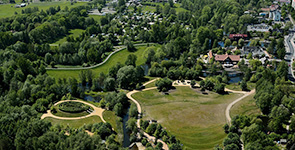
[[230, 93, 261, 118], [132, 86, 243, 150], [47, 45, 157, 79]]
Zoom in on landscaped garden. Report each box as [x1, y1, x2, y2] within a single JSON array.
[[132, 86, 243, 150], [52, 101, 93, 118]]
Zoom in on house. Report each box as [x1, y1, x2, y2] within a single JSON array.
[[280, 139, 287, 144], [229, 34, 248, 41], [247, 24, 272, 32], [214, 54, 240, 67]]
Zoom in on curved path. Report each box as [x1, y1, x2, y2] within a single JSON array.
[[127, 78, 255, 150], [46, 43, 154, 70], [225, 89, 255, 125], [41, 100, 106, 123]]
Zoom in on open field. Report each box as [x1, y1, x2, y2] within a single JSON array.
[[44, 115, 102, 128], [47, 45, 155, 79], [51, 29, 85, 45], [230, 93, 261, 118], [103, 110, 118, 132], [0, 1, 87, 18], [132, 86, 242, 150]]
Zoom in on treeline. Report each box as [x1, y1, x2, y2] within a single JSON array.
[[218, 61, 295, 149]]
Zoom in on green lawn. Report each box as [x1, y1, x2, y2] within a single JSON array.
[[230, 93, 261, 118], [51, 29, 85, 46], [0, 1, 87, 18], [132, 86, 242, 150], [89, 15, 103, 22], [44, 116, 102, 128], [103, 110, 118, 132], [47, 45, 155, 80], [53, 105, 91, 118]]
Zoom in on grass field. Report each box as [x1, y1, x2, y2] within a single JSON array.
[[132, 86, 242, 150], [230, 93, 261, 118], [47, 45, 154, 79], [51, 29, 85, 45], [44, 116, 102, 128], [103, 110, 118, 132], [0, 1, 87, 18], [89, 15, 103, 22]]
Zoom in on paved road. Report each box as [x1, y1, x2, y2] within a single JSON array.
[[46, 43, 154, 70], [41, 100, 106, 122], [285, 33, 295, 82]]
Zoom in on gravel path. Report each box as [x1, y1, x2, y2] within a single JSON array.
[[41, 100, 106, 122]]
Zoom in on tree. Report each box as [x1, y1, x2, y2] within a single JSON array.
[[155, 78, 173, 92], [117, 65, 136, 89], [79, 70, 87, 86], [126, 40, 136, 52], [277, 48, 286, 59], [214, 83, 225, 94], [190, 80, 196, 88], [104, 77, 116, 91], [125, 54, 137, 67], [240, 80, 248, 91], [225, 39, 231, 47], [169, 0, 174, 7]]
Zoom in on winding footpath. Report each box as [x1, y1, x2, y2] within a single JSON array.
[[46, 43, 154, 70], [41, 100, 106, 123], [127, 78, 255, 150]]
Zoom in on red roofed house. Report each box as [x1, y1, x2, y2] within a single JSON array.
[[229, 34, 248, 41], [215, 54, 240, 67]]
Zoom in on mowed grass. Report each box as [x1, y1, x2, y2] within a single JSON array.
[[230, 93, 261, 118], [0, 1, 87, 18], [44, 116, 102, 128], [53, 105, 91, 118], [52, 29, 85, 45], [103, 110, 118, 132], [132, 86, 243, 150], [89, 15, 103, 22], [47, 46, 152, 79]]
